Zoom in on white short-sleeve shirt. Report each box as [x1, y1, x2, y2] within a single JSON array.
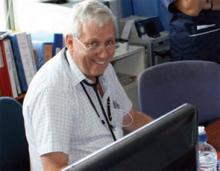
[[23, 48, 132, 171]]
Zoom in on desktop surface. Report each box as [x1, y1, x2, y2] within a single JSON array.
[[63, 103, 198, 171]]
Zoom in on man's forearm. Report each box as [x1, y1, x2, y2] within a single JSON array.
[[123, 110, 153, 133], [42, 152, 69, 171]]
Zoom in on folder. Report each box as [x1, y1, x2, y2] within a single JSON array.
[[32, 41, 53, 69], [31, 31, 64, 69], [0, 39, 13, 96]]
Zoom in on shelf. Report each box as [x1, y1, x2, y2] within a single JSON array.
[[117, 72, 136, 87], [123, 80, 139, 110], [112, 42, 145, 62], [123, 79, 137, 91], [112, 43, 145, 109]]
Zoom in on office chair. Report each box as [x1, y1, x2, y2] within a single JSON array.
[[0, 96, 30, 170], [138, 60, 220, 124]]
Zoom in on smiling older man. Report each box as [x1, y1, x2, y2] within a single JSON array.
[[22, 1, 152, 171]]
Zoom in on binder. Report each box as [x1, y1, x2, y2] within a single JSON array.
[[0, 39, 13, 96], [32, 41, 53, 69], [31, 31, 63, 69], [9, 34, 28, 92], [3, 39, 21, 97], [52, 33, 63, 55]]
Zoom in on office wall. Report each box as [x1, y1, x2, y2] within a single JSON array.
[[132, 0, 158, 17], [158, 0, 171, 30], [13, 1, 73, 33], [121, 0, 133, 17], [121, 0, 171, 30], [121, 0, 157, 17], [13, 0, 171, 32]]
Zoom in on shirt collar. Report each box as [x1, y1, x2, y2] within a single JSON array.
[[65, 49, 86, 85], [65, 49, 110, 86]]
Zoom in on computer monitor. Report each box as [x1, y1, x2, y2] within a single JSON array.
[[135, 17, 164, 38], [63, 103, 198, 171]]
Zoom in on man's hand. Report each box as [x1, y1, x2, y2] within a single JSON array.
[[212, 0, 220, 10], [202, 0, 212, 10], [123, 109, 153, 133]]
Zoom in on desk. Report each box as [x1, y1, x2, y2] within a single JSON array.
[[203, 121, 220, 170], [218, 152, 220, 171], [112, 43, 145, 109], [206, 119, 220, 153]]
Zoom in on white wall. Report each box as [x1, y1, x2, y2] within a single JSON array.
[[13, 0, 122, 37], [13, 0, 73, 34], [0, 0, 8, 30]]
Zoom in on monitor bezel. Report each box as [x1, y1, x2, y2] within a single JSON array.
[[63, 103, 198, 171]]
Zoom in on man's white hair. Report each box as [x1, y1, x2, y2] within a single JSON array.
[[71, 0, 116, 38]]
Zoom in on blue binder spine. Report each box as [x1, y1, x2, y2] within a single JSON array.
[[9, 35, 28, 92]]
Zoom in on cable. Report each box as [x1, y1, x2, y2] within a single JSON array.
[[122, 110, 134, 128]]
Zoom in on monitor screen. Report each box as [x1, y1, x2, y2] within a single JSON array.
[[63, 103, 198, 171], [143, 20, 160, 38], [135, 17, 164, 38]]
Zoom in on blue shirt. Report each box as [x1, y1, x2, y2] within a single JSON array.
[[161, 0, 220, 62]]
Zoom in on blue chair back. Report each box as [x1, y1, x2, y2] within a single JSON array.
[[138, 60, 220, 124], [0, 97, 30, 170]]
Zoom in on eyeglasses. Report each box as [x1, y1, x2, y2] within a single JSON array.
[[74, 37, 116, 53]]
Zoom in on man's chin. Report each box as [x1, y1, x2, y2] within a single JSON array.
[[95, 66, 107, 75]]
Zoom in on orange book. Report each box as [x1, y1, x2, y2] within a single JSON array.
[[44, 43, 53, 63]]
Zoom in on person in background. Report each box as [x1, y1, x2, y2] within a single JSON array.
[[22, 0, 152, 171], [161, 0, 220, 62]]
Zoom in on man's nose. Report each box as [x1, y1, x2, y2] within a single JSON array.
[[97, 45, 110, 58]]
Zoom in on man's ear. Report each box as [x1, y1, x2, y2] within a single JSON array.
[[65, 34, 74, 50]]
